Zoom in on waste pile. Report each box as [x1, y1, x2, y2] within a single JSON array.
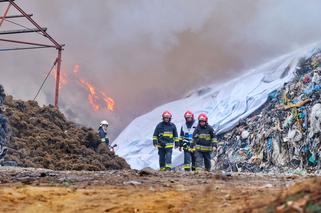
[[0, 85, 9, 162], [0, 89, 129, 171], [263, 177, 321, 213], [216, 50, 321, 173]]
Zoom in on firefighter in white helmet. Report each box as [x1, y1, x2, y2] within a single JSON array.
[[98, 120, 110, 146]]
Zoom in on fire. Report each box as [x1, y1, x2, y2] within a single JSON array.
[[51, 69, 68, 89], [101, 92, 115, 111], [78, 79, 101, 112], [49, 64, 116, 112], [73, 65, 116, 112]]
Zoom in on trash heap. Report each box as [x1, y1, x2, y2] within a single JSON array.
[[1, 91, 129, 171], [216, 51, 321, 173], [0, 85, 9, 162]]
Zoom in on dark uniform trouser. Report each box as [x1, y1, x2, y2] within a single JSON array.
[[183, 150, 196, 171], [158, 148, 173, 170], [195, 151, 212, 171]]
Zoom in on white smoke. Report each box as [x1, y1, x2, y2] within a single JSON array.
[[1, 0, 321, 138]]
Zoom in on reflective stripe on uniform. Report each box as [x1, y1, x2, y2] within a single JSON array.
[[160, 167, 166, 171], [165, 164, 172, 168], [153, 136, 158, 140], [218, 141, 224, 146], [165, 143, 174, 148], [174, 137, 179, 142], [195, 145, 213, 151], [183, 165, 191, 169], [162, 132, 173, 138], [195, 167, 202, 172], [212, 139, 218, 143], [197, 134, 211, 140]]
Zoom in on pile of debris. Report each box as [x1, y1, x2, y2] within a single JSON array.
[[0, 86, 9, 162], [215, 50, 321, 173], [261, 177, 321, 212], [0, 88, 129, 171]]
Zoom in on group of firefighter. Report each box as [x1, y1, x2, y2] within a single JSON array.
[[97, 110, 221, 172], [153, 111, 222, 172]]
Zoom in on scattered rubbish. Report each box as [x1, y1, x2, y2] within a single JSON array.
[[216, 51, 321, 173]]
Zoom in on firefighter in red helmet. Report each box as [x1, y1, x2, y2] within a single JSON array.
[[153, 111, 179, 171], [192, 113, 217, 171], [179, 111, 197, 171]]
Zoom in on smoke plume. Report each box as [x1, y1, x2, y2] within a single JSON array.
[[1, 0, 321, 138]]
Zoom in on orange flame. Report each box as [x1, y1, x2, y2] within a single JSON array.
[[101, 92, 115, 111], [78, 79, 101, 112], [51, 69, 68, 89], [50, 64, 116, 112]]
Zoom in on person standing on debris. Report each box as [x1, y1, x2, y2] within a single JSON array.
[[98, 120, 110, 147], [192, 114, 217, 172], [179, 111, 198, 171], [153, 111, 179, 171]]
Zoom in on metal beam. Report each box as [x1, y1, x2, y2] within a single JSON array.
[[0, 2, 10, 27], [0, 14, 33, 19], [9, 0, 62, 49], [0, 38, 56, 48], [0, 27, 47, 35], [0, 46, 52, 51]]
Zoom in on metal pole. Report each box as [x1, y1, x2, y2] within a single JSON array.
[[9, 0, 62, 49], [0, 46, 52, 51], [0, 3, 11, 27], [0, 38, 56, 48], [54, 49, 62, 108], [0, 28, 47, 35], [0, 14, 33, 19]]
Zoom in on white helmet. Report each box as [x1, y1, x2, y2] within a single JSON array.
[[100, 120, 109, 126]]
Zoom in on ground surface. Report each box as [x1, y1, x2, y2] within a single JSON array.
[[0, 167, 313, 213]]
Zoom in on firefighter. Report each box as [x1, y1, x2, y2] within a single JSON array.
[[192, 113, 217, 172], [153, 111, 179, 171], [179, 111, 197, 171], [98, 120, 110, 147]]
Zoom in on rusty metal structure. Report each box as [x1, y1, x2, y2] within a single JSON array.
[[0, 0, 64, 107]]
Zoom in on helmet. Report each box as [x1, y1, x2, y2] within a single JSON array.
[[198, 113, 208, 122], [100, 120, 109, 126], [162, 111, 172, 119], [184, 111, 194, 120]]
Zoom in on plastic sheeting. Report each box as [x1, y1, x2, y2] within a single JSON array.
[[114, 43, 321, 170]]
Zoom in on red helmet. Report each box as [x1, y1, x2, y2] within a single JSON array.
[[184, 111, 194, 119], [198, 113, 208, 122], [162, 111, 172, 119]]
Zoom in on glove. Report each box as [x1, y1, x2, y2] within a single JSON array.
[[153, 140, 158, 147], [175, 140, 180, 149], [105, 138, 110, 146]]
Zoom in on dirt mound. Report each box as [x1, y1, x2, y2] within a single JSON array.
[[2, 95, 129, 171], [261, 177, 321, 213]]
